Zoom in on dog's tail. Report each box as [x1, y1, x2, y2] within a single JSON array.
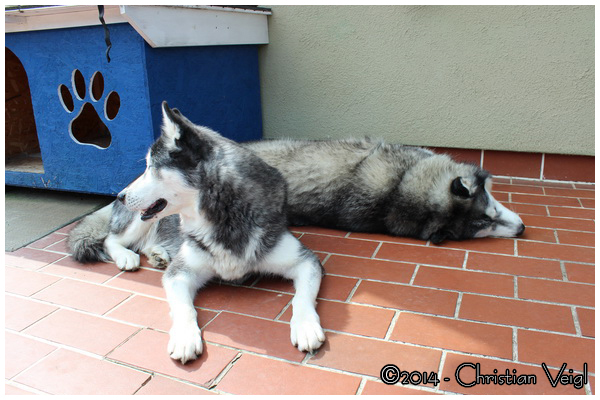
[[68, 203, 113, 263]]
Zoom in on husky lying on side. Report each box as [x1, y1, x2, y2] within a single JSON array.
[[244, 139, 525, 243], [69, 102, 325, 364]]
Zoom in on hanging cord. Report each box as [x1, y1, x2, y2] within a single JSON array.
[[98, 5, 112, 63]]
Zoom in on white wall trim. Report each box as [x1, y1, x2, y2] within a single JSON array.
[[5, 5, 270, 47]]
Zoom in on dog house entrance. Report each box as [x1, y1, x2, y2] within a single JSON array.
[[5, 47, 44, 173]]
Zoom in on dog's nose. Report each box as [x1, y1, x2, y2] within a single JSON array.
[[516, 223, 525, 237], [117, 192, 126, 204]]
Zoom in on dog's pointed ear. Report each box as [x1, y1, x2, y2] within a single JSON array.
[[450, 177, 474, 199], [161, 101, 182, 142]]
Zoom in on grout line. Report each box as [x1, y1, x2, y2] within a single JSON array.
[[370, 241, 383, 259], [559, 262, 569, 282], [408, 265, 419, 285], [204, 351, 243, 390], [453, 293, 462, 318], [480, 149, 485, 168], [512, 328, 518, 362], [513, 276, 518, 298], [539, 153, 545, 180], [571, 307, 582, 336], [355, 377, 367, 395], [344, 279, 362, 303], [383, 310, 401, 340]]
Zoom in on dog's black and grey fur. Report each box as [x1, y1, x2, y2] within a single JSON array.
[[69, 102, 326, 364], [244, 138, 525, 243]]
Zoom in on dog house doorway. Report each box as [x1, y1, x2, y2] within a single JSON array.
[[5, 47, 44, 173]]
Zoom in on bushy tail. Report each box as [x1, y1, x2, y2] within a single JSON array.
[[68, 203, 113, 263]]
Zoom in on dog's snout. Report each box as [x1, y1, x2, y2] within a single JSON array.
[[516, 223, 525, 237], [117, 192, 126, 204]]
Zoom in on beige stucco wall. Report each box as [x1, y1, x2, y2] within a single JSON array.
[[258, 5, 594, 156]]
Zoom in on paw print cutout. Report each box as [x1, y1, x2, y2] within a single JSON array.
[[58, 69, 120, 149]]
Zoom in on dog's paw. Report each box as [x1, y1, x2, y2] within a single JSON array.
[[168, 324, 203, 364], [145, 246, 170, 269], [114, 250, 140, 271], [290, 312, 325, 353]]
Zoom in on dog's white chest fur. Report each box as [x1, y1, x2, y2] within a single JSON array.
[[180, 213, 256, 281]]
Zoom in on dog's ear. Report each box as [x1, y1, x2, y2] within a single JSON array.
[[450, 177, 475, 199], [161, 101, 182, 142]]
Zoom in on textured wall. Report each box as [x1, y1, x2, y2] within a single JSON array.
[[259, 6, 594, 155]]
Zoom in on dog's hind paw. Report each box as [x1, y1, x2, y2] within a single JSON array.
[[144, 246, 170, 269], [290, 313, 326, 353], [114, 250, 140, 271], [168, 324, 203, 364]]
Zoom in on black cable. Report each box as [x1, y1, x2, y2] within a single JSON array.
[[98, 5, 112, 63]]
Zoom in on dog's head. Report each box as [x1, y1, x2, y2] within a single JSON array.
[[117, 101, 218, 221], [428, 170, 525, 243]]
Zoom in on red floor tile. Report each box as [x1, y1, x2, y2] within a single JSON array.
[[518, 241, 594, 263], [279, 298, 396, 338], [544, 187, 595, 199], [194, 284, 291, 319], [512, 193, 581, 207], [5, 294, 58, 332], [576, 308, 595, 338], [413, 266, 514, 297], [505, 202, 548, 216], [5, 248, 66, 270], [518, 277, 594, 307], [135, 375, 216, 395], [108, 329, 238, 387], [466, 252, 563, 279], [5, 332, 57, 379], [106, 294, 217, 332], [106, 268, 166, 298], [519, 226, 557, 243], [5, 266, 61, 297], [556, 229, 595, 247], [352, 280, 458, 316], [565, 262, 595, 284], [390, 313, 513, 359], [203, 312, 304, 362], [23, 308, 139, 355], [521, 214, 594, 232], [41, 257, 121, 284], [32, 278, 131, 315], [548, 206, 595, 219], [361, 380, 440, 395], [376, 243, 466, 268], [27, 233, 68, 250], [518, 330, 594, 373], [254, 274, 358, 302], [434, 237, 515, 255], [459, 294, 575, 333], [309, 332, 442, 379], [299, 233, 379, 257], [14, 348, 149, 395], [324, 255, 416, 283], [217, 353, 361, 395]]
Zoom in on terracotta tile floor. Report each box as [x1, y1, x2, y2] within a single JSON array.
[[5, 178, 594, 395]]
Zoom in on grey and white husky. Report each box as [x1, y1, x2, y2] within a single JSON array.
[[244, 139, 525, 243], [69, 102, 325, 363]]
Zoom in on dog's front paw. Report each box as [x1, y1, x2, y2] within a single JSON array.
[[168, 324, 203, 364], [114, 250, 140, 271], [290, 312, 325, 353]]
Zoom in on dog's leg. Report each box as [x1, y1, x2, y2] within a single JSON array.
[[163, 243, 214, 364], [104, 233, 140, 271], [262, 232, 325, 352]]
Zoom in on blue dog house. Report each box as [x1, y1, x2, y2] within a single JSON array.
[[5, 5, 270, 195]]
